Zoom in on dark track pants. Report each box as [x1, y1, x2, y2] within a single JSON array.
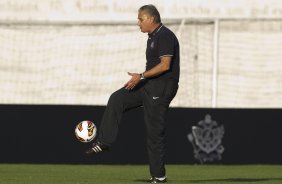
[[98, 79, 178, 177]]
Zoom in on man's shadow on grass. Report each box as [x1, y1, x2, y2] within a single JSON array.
[[134, 177, 282, 183]]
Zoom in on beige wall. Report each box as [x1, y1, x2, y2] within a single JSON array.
[[1, 0, 282, 22], [1, 1, 282, 107]]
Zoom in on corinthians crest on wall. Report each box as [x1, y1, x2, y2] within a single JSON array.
[[187, 114, 225, 164]]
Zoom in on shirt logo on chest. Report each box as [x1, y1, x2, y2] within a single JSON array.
[[150, 41, 155, 49]]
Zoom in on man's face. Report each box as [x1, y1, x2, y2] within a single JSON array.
[[137, 10, 153, 33]]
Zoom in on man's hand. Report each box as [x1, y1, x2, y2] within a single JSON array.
[[124, 72, 141, 90]]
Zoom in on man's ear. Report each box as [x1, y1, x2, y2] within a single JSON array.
[[149, 16, 154, 23]]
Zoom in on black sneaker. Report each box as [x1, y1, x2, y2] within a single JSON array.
[[85, 141, 109, 155], [148, 176, 167, 183]]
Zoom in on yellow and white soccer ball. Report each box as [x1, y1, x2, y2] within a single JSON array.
[[75, 120, 97, 143]]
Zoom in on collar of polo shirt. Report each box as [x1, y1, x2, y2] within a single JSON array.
[[148, 23, 163, 38]]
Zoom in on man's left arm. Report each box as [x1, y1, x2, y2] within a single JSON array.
[[124, 57, 171, 90], [143, 56, 172, 78]]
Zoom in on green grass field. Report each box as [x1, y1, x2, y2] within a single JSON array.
[[0, 164, 281, 184]]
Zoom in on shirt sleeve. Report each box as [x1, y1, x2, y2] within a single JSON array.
[[158, 32, 174, 58]]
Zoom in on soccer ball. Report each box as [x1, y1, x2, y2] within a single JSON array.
[[75, 121, 97, 143]]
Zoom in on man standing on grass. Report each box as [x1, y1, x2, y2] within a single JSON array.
[[85, 4, 180, 183]]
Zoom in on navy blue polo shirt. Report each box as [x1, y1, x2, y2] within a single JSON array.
[[146, 23, 180, 82]]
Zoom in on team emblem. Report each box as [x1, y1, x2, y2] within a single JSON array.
[[187, 114, 225, 163], [150, 41, 154, 48]]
